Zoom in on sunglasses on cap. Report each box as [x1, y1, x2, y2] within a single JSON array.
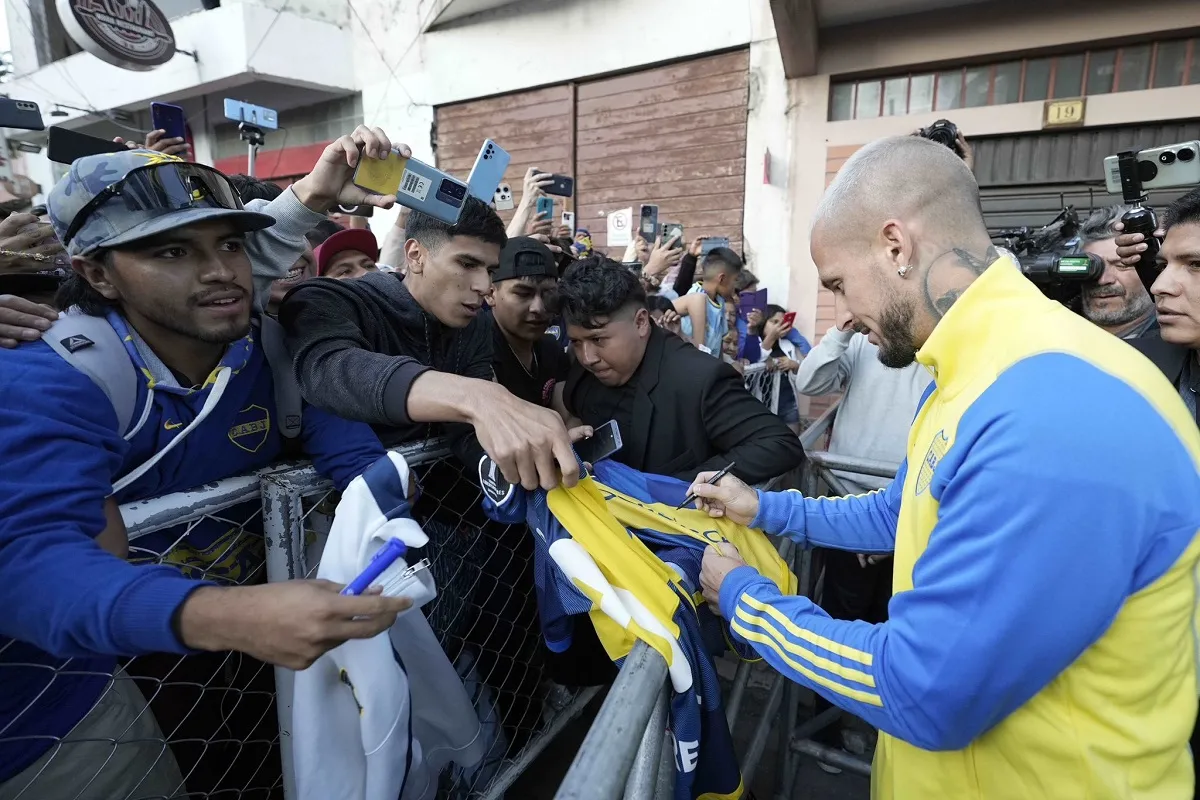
[[63, 162, 246, 248]]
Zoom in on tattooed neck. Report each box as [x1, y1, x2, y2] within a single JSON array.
[[921, 244, 1001, 320]]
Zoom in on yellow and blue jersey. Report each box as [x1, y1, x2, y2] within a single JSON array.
[[723, 257, 1200, 799], [486, 459, 794, 800]]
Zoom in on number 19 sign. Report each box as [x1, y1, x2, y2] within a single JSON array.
[[1044, 98, 1086, 129]]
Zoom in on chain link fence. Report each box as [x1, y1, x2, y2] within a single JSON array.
[[741, 362, 781, 414], [0, 442, 598, 800]]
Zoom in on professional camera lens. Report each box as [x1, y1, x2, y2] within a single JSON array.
[[1160, 151, 1177, 164], [1179, 147, 1196, 162]]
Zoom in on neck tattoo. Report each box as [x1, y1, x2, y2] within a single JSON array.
[[921, 244, 1001, 321]]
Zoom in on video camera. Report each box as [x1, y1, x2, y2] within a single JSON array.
[[991, 207, 1103, 310]]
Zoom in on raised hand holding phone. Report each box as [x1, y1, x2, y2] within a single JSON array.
[[291, 126, 409, 214]]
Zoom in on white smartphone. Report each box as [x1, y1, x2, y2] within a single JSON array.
[[575, 420, 623, 465], [494, 182, 515, 211], [562, 210, 576, 235], [1104, 141, 1200, 194]]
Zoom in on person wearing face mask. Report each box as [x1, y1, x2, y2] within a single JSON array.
[[688, 135, 1200, 800]]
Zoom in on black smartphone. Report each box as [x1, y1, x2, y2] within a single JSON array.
[[639, 205, 659, 242], [0, 99, 44, 131], [701, 236, 731, 255], [536, 172, 574, 197], [47, 126, 128, 165], [150, 102, 187, 142], [575, 420, 623, 465]]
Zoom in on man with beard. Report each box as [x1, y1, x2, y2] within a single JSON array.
[[1078, 205, 1158, 339], [689, 135, 1200, 799], [0, 132, 411, 800]]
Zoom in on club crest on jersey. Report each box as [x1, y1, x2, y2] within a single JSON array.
[[228, 404, 270, 453], [915, 430, 949, 495]]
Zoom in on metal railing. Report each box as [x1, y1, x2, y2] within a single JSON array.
[[0, 441, 597, 800]]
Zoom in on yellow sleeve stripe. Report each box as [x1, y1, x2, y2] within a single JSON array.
[[733, 605, 876, 687], [740, 594, 874, 666], [730, 617, 884, 707]]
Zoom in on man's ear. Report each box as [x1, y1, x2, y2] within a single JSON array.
[[71, 254, 120, 301], [403, 239, 425, 275], [634, 306, 651, 335], [484, 285, 497, 308]]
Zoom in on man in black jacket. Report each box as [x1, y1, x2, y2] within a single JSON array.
[[1121, 188, 1200, 428], [558, 255, 805, 485], [279, 196, 580, 489]]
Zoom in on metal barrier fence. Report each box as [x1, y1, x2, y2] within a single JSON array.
[[0, 441, 597, 800], [552, 398, 910, 800]]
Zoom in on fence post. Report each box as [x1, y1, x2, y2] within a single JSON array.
[[554, 642, 670, 800], [260, 473, 306, 800], [623, 681, 670, 800]]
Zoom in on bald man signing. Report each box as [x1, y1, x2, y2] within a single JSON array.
[[688, 135, 1200, 799]]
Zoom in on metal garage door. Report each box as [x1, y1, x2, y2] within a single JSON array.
[[574, 50, 749, 253], [433, 50, 749, 254], [433, 86, 574, 229], [973, 121, 1200, 234]]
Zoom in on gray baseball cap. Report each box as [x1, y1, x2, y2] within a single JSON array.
[[48, 149, 275, 256]]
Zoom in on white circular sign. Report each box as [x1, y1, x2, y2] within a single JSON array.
[[56, 0, 176, 72]]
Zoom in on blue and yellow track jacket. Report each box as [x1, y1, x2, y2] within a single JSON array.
[[722, 258, 1200, 799]]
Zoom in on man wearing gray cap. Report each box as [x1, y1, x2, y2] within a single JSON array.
[[0, 128, 413, 800]]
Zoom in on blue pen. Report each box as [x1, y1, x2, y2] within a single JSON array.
[[341, 539, 408, 596]]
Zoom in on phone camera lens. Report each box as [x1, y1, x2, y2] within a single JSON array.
[[1138, 160, 1159, 184], [1179, 147, 1196, 162], [1160, 151, 1177, 165]]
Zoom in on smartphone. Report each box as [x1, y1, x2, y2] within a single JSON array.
[[535, 172, 574, 197], [494, 183, 514, 211], [0, 99, 44, 131], [660, 222, 683, 246], [466, 139, 511, 203], [575, 420, 623, 465], [536, 196, 555, 221], [738, 289, 768, 316], [639, 205, 659, 242], [150, 102, 187, 142], [223, 98, 278, 130], [399, 158, 470, 225], [561, 210, 576, 235], [47, 126, 127, 164], [781, 311, 797, 329], [701, 236, 731, 255], [1104, 141, 1200, 194]]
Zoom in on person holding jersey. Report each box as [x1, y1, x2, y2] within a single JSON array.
[[0, 129, 409, 800], [692, 135, 1200, 800]]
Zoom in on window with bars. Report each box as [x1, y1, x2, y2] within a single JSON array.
[[829, 37, 1200, 121]]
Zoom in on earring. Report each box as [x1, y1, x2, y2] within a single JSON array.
[[897, 264, 912, 277]]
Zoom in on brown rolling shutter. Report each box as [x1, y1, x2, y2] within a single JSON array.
[[433, 85, 574, 228], [574, 50, 750, 254]]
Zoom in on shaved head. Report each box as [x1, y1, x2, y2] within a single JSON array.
[[810, 135, 998, 367]]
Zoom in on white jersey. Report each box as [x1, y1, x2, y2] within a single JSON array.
[[292, 452, 485, 800]]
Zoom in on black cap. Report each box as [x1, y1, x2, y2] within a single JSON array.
[[492, 236, 557, 282]]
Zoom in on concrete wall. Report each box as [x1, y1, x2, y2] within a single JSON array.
[[785, 0, 1200, 342], [353, 0, 800, 306]]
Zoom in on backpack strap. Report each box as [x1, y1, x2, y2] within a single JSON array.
[[43, 310, 139, 437], [257, 315, 303, 445]]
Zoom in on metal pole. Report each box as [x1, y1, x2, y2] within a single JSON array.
[[247, 141, 258, 177], [739, 671, 784, 787], [805, 451, 900, 480], [723, 662, 751, 728], [260, 474, 306, 800], [654, 733, 675, 799], [555, 642, 670, 800], [623, 682, 669, 800], [791, 739, 872, 777]]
